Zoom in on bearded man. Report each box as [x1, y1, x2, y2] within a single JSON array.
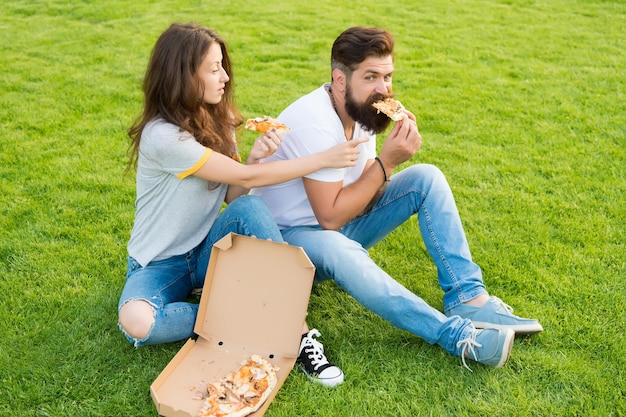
[[251, 27, 542, 385]]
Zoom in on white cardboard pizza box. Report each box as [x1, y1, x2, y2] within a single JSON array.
[[150, 233, 315, 417]]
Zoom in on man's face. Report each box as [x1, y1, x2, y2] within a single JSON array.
[[344, 54, 395, 134]]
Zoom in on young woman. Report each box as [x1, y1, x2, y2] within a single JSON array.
[[118, 24, 360, 386]]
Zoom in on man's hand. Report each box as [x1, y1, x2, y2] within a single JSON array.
[[377, 111, 422, 174], [304, 112, 422, 231]]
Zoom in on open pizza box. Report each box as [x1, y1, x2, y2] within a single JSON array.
[[150, 233, 315, 417]]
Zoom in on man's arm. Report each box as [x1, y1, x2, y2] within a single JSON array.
[[304, 114, 422, 230], [303, 159, 385, 230]]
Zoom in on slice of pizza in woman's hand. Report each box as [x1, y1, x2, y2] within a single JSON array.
[[372, 98, 406, 121], [245, 116, 290, 134], [196, 354, 279, 417]]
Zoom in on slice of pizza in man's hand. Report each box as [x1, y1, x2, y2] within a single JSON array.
[[245, 116, 290, 134], [372, 98, 406, 121]]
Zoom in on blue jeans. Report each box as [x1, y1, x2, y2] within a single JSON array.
[[118, 195, 283, 347], [281, 164, 487, 356]]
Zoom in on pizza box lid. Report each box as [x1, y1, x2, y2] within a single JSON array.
[[150, 233, 315, 417]]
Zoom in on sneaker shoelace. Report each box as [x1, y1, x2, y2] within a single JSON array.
[[301, 329, 330, 371], [456, 329, 482, 371], [491, 297, 514, 314]]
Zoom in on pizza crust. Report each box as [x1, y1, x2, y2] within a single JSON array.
[[245, 116, 290, 134], [372, 98, 405, 121], [197, 355, 279, 417]]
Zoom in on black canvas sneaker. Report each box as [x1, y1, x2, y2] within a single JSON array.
[[297, 329, 344, 387]]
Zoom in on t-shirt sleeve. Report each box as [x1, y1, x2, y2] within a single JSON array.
[[175, 149, 212, 179], [142, 121, 212, 179]]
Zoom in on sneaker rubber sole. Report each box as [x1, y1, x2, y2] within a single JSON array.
[[471, 320, 543, 335], [493, 328, 515, 368]]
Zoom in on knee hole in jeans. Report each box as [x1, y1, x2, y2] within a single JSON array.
[[118, 299, 155, 339]]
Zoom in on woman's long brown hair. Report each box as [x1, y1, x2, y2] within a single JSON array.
[[127, 23, 242, 171]]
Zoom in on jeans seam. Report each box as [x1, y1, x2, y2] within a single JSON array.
[[363, 180, 465, 302], [422, 203, 463, 298]]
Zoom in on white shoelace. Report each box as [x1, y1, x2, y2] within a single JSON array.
[[302, 329, 329, 371], [456, 330, 482, 371], [490, 296, 514, 314]]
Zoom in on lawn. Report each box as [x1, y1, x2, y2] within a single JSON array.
[[0, 0, 624, 416]]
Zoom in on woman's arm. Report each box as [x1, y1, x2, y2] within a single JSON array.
[[224, 130, 284, 203], [195, 135, 367, 199]]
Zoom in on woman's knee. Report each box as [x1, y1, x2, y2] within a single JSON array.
[[118, 299, 155, 340], [225, 195, 282, 241], [228, 195, 269, 215]]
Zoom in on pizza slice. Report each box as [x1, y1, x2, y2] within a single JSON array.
[[197, 354, 279, 417], [372, 98, 405, 121], [245, 116, 290, 134]]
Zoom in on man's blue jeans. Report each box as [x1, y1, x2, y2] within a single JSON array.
[[281, 164, 487, 356], [118, 195, 283, 347]]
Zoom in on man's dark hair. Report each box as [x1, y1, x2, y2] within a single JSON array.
[[331, 27, 395, 77]]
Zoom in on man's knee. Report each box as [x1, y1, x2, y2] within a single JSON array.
[[408, 163, 445, 181], [118, 300, 155, 339]]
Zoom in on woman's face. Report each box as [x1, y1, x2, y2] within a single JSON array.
[[198, 42, 230, 104]]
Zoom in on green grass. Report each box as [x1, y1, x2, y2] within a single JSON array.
[[1, 0, 624, 416]]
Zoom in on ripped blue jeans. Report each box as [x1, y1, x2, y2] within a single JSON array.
[[118, 195, 283, 347]]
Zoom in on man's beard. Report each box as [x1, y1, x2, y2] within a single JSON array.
[[344, 82, 393, 134]]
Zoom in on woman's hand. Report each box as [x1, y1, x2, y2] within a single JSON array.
[[246, 129, 283, 164], [322, 137, 369, 168]]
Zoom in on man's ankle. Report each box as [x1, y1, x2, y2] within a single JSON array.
[[463, 293, 490, 308]]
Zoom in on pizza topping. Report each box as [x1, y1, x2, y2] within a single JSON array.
[[372, 98, 405, 121], [192, 381, 209, 400], [245, 116, 290, 134], [197, 354, 279, 417]]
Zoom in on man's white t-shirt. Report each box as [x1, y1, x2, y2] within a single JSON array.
[[251, 84, 376, 228], [127, 118, 227, 266]]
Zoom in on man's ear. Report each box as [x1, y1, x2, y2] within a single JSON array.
[[331, 68, 347, 93]]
